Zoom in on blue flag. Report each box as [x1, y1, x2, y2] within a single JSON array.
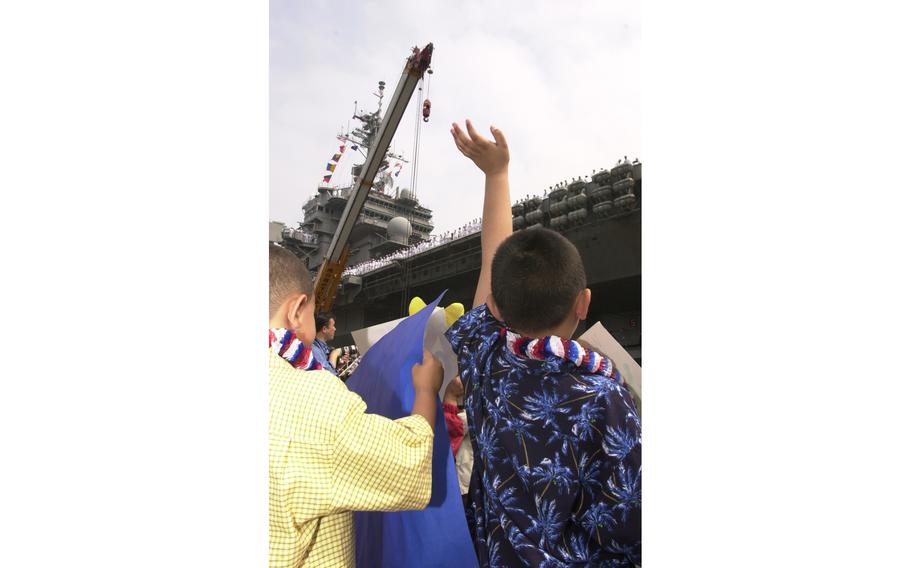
[[345, 292, 478, 568]]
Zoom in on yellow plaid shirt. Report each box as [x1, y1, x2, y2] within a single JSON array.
[[269, 350, 434, 567]]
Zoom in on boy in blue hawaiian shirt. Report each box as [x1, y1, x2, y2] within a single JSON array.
[[447, 120, 642, 567]]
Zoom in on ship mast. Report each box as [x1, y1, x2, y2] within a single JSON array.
[[339, 80, 411, 186]]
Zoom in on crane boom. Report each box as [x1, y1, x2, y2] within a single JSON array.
[[314, 43, 433, 313]]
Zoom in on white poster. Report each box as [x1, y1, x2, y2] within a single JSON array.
[[578, 322, 642, 414]]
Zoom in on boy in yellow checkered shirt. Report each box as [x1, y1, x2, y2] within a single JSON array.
[[268, 244, 442, 567]]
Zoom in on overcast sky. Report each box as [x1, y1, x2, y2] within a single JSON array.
[[270, 0, 640, 234]]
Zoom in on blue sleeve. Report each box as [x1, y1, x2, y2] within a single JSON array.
[[312, 342, 337, 375], [444, 304, 502, 369], [444, 304, 503, 393]]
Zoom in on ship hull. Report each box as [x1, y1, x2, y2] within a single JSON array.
[[329, 209, 642, 362]]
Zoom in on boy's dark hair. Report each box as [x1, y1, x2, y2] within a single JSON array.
[[315, 312, 335, 332], [491, 228, 586, 332], [269, 243, 313, 317]]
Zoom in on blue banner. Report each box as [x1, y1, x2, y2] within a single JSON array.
[[345, 292, 478, 568]]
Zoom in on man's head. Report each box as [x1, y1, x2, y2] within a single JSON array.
[[489, 227, 591, 337], [315, 312, 336, 342], [269, 243, 316, 344]]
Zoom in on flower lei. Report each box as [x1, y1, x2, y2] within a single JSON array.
[[269, 328, 323, 371], [503, 328, 613, 377]]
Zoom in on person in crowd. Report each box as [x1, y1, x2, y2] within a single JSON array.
[[312, 312, 337, 375], [269, 243, 443, 567], [445, 120, 642, 567]]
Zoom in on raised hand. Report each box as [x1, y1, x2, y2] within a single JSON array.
[[451, 119, 509, 177]]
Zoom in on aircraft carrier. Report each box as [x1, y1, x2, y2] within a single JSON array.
[[272, 159, 642, 363]]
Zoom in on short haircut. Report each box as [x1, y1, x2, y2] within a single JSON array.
[[315, 311, 335, 332], [491, 228, 586, 332], [269, 243, 313, 317]]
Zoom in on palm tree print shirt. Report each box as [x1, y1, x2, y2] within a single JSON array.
[[446, 305, 642, 567]]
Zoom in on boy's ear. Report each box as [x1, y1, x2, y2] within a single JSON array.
[[286, 293, 309, 330], [486, 293, 504, 322], [575, 288, 592, 321]]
